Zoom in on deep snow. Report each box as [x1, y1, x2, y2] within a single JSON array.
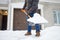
[[0, 26, 60, 40]]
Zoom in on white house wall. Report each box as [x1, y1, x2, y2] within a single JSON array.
[[0, 0, 9, 4], [0, 0, 60, 9], [43, 4, 60, 28], [40, 0, 60, 3], [11, 0, 60, 3], [0, 0, 60, 4], [11, 0, 24, 3]]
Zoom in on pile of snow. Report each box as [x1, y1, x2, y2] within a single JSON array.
[[27, 13, 48, 24], [0, 26, 60, 40]]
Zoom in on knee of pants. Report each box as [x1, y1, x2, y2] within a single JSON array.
[[35, 24, 41, 30]]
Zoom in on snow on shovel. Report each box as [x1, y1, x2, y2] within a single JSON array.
[[27, 13, 48, 24], [21, 9, 48, 24]]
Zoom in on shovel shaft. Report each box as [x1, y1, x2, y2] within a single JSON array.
[[21, 9, 31, 18], [24, 12, 31, 18]]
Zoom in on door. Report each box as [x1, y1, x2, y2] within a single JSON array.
[[13, 9, 27, 30]]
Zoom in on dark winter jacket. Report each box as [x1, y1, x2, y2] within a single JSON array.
[[23, 0, 39, 14]]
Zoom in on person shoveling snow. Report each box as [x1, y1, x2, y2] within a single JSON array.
[[21, 10, 48, 37], [21, 0, 48, 37]]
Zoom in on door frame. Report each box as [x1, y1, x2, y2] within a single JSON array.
[[7, 2, 44, 30]]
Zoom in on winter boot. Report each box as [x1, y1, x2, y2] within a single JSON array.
[[35, 32, 40, 37], [25, 32, 32, 36]]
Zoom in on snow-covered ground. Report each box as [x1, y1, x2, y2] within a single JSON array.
[[0, 26, 60, 40]]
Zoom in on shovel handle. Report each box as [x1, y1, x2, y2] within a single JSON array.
[[21, 9, 31, 18]]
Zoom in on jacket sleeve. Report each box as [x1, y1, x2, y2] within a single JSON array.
[[23, 0, 27, 9]]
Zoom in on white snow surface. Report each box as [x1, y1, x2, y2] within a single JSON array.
[[0, 26, 60, 40], [27, 13, 48, 24]]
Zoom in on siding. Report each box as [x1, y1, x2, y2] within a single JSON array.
[[43, 4, 60, 28]]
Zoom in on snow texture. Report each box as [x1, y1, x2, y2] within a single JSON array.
[[0, 26, 60, 40], [27, 13, 48, 24]]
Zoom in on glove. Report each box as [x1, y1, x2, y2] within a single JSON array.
[[28, 13, 34, 17], [21, 9, 26, 13]]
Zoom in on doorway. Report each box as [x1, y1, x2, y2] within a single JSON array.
[[0, 10, 8, 30], [1, 15, 7, 30]]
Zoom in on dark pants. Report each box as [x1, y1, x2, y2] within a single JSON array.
[[28, 24, 41, 32]]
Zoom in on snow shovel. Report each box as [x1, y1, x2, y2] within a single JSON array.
[[21, 9, 48, 24]]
